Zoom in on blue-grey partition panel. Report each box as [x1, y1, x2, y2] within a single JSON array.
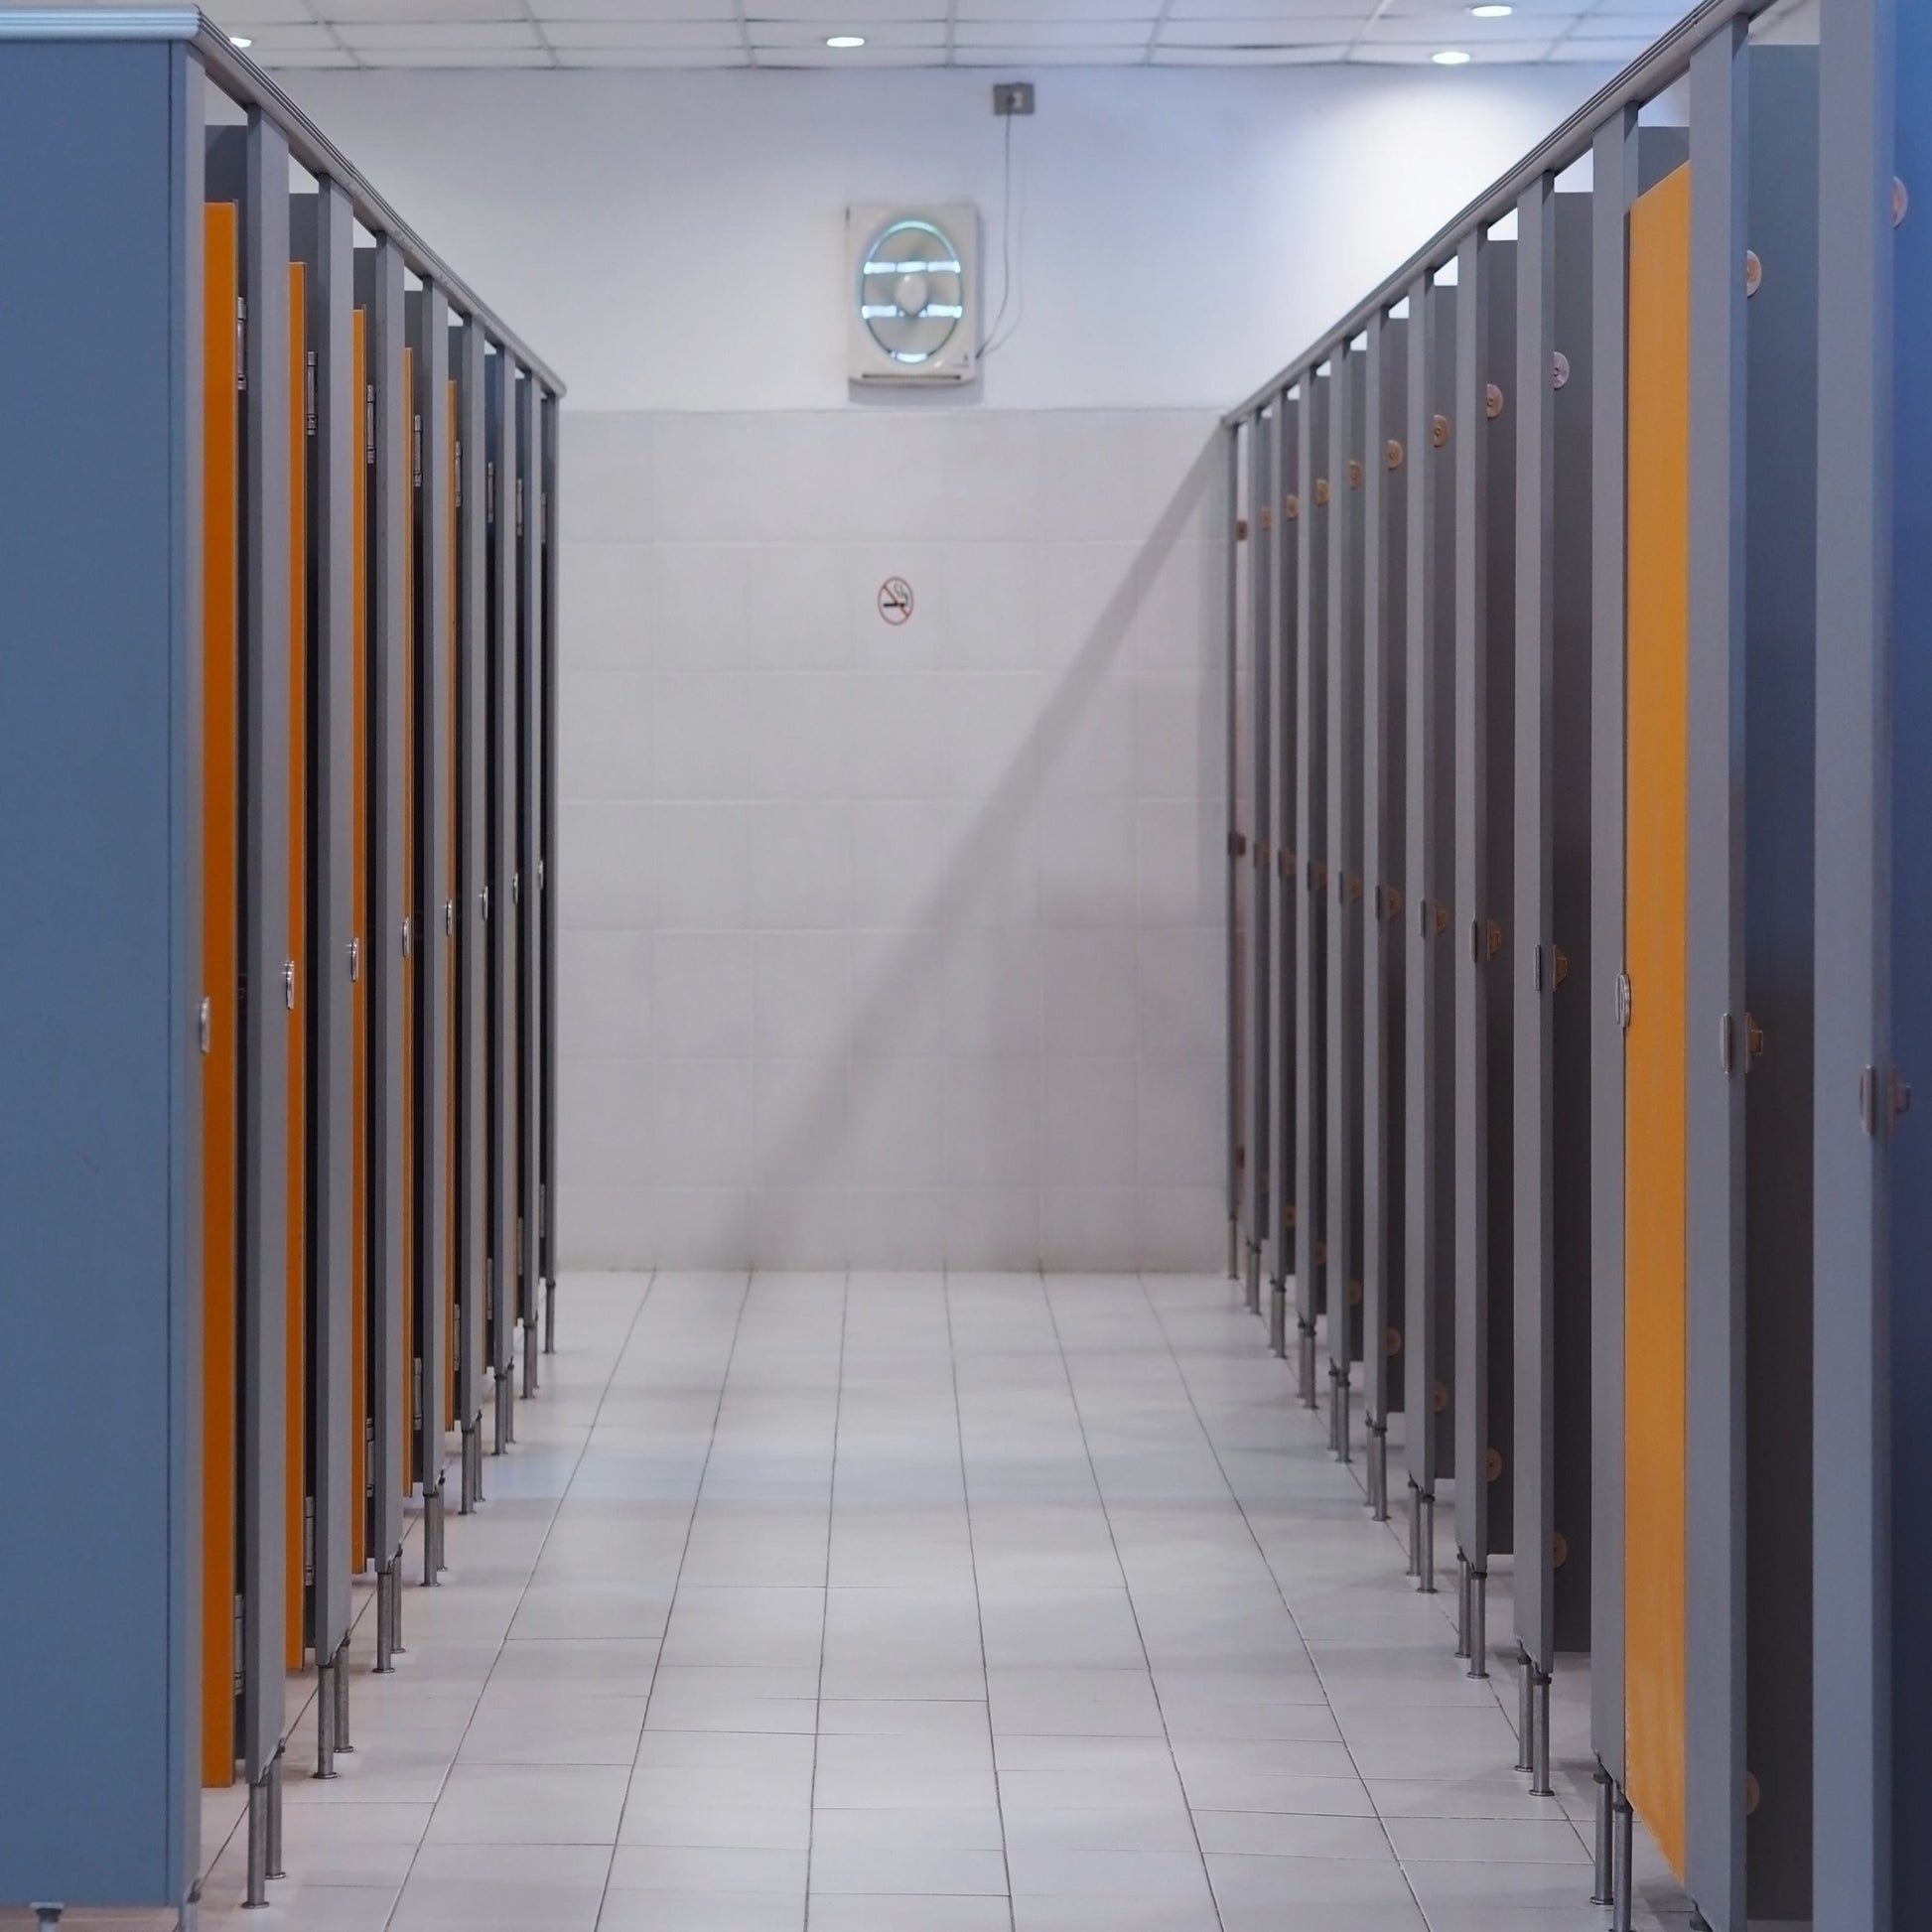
[[0, 38, 204, 1908], [1246, 405, 1276, 1311], [515, 371, 543, 1391], [1269, 387, 1303, 1356], [539, 388, 561, 1342]]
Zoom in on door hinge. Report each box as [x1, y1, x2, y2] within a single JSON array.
[[1227, 830, 1248, 862], [486, 459, 496, 522], [305, 350, 318, 436], [1894, 1065, 1914, 1127], [364, 385, 375, 465], [1383, 885, 1404, 921], [235, 296, 247, 391], [1616, 972, 1632, 1032], [516, 475, 525, 535], [455, 441, 463, 508], [1746, 1013, 1765, 1066], [1720, 1012, 1736, 1074], [284, 959, 296, 1012], [1310, 860, 1328, 895], [348, 934, 360, 983], [1534, 943, 1545, 992], [1867, 1063, 1913, 1134], [412, 414, 423, 489], [303, 1497, 316, 1587], [1554, 946, 1570, 989], [233, 1594, 246, 1694]]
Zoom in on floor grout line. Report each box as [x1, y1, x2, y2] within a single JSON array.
[[802, 1268, 853, 1928]]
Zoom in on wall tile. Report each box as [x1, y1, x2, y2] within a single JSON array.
[[1041, 1187, 1141, 1274], [1039, 795, 1137, 929], [1041, 1058, 1138, 1187], [943, 1059, 1041, 1187], [653, 1060, 757, 1188], [1041, 928, 1138, 1060], [844, 676, 947, 800], [564, 541, 654, 671], [655, 932, 755, 1059], [650, 801, 755, 931], [560, 928, 654, 1061], [848, 1057, 946, 1188], [561, 668, 654, 801], [1137, 1056, 1222, 1189], [561, 412, 653, 544], [560, 1056, 654, 1187], [748, 674, 853, 801], [560, 797, 656, 931], [653, 673, 750, 800], [746, 541, 852, 672], [749, 799, 852, 932], [943, 543, 1040, 672], [653, 543, 751, 673], [754, 931, 850, 1062], [1137, 925, 1223, 1063], [850, 926, 948, 1060]]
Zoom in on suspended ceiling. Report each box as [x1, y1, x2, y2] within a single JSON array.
[[159, 0, 1718, 69]]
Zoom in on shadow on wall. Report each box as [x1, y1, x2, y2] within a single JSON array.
[[744, 438, 1227, 1265]]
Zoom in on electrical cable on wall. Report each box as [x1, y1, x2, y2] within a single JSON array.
[[978, 103, 1027, 360]]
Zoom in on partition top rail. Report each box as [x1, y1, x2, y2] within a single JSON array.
[[0, 8, 565, 395], [1224, 0, 1777, 426]]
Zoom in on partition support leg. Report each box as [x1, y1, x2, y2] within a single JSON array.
[[1406, 1479, 1422, 1576], [1467, 1569, 1487, 1679], [1335, 1376, 1351, 1464], [1244, 1242, 1262, 1316], [1611, 1786, 1634, 1932], [1517, 1649, 1534, 1772], [545, 1277, 556, 1354], [392, 1553, 406, 1656], [32, 1905, 62, 1928], [334, 1643, 352, 1753], [374, 1558, 395, 1673], [243, 1773, 269, 1908], [460, 1421, 479, 1514], [1419, 1492, 1437, 1593], [522, 1317, 539, 1397], [1455, 1553, 1471, 1656], [1298, 1321, 1317, 1409], [314, 1656, 337, 1780], [424, 1482, 444, 1587], [1591, 1764, 1614, 1905], [1228, 1217, 1239, 1282], [1269, 1278, 1289, 1359], [266, 1750, 285, 1881], [176, 1906, 196, 1932], [1369, 1425, 1388, 1520], [1530, 1669, 1552, 1797]]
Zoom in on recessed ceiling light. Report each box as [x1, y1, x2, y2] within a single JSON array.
[[1469, 4, 1512, 16], [826, 33, 866, 47], [1433, 48, 1472, 64], [230, 33, 252, 47]]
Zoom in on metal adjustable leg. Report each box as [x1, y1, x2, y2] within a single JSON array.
[[1327, 1366, 1341, 1451], [545, 1276, 556, 1354], [1418, 1490, 1437, 1592], [1530, 1668, 1552, 1796], [1228, 1217, 1239, 1282], [1335, 1375, 1351, 1464], [1467, 1568, 1487, 1679], [1268, 1277, 1289, 1359], [1516, 1648, 1534, 1772], [522, 1316, 539, 1397], [461, 1419, 480, 1514], [334, 1641, 352, 1753], [1298, 1321, 1317, 1408], [1244, 1241, 1262, 1316], [1455, 1552, 1471, 1657], [1611, 1784, 1634, 1932], [375, 1557, 397, 1673], [266, 1749, 285, 1880], [315, 1653, 338, 1779], [243, 1770, 270, 1908], [31, 1905, 62, 1928], [424, 1481, 445, 1587], [1406, 1479, 1422, 1576], [1591, 1763, 1614, 1904]]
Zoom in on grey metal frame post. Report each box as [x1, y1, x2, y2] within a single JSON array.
[[291, 174, 357, 1777], [1225, 423, 1243, 1282], [1812, 0, 1893, 1924], [1683, 23, 1749, 1928], [208, 108, 295, 1898], [1404, 273, 1455, 1591], [539, 388, 561, 1353], [360, 234, 409, 1665], [0, 37, 206, 1912], [412, 284, 452, 1583], [486, 349, 519, 1450], [1295, 367, 1330, 1408], [1245, 404, 1275, 1316], [1269, 387, 1303, 1360], [1327, 345, 1366, 1460], [1363, 310, 1408, 1520], [455, 318, 489, 1511], [516, 371, 543, 1398], [1512, 168, 1558, 1781]]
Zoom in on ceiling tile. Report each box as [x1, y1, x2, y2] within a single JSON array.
[[317, 0, 529, 17], [1159, 14, 1358, 42], [361, 43, 555, 61], [1359, 11, 1580, 39], [1154, 43, 1343, 60], [557, 43, 754, 60], [751, 18, 949, 44], [236, 22, 343, 50], [953, 16, 1150, 42], [330, 17, 543, 48], [250, 43, 359, 62], [208, 0, 323, 23], [545, 17, 744, 45], [954, 42, 1147, 60]]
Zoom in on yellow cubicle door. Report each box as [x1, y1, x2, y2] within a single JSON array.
[[1624, 159, 1692, 1881], [287, 260, 310, 1670]]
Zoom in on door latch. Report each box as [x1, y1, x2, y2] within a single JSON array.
[[348, 935, 360, 983], [284, 960, 296, 1012]]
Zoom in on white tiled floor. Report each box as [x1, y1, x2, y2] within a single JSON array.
[[15, 1273, 1697, 1931]]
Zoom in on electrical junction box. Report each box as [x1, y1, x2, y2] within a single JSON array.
[[847, 204, 978, 385]]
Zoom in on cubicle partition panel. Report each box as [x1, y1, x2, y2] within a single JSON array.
[[1326, 345, 1367, 1457], [0, 19, 562, 1911], [540, 390, 561, 1351], [1224, 425, 1244, 1281], [1451, 228, 1518, 1676], [1511, 178, 1596, 1779], [1403, 273, 1458, 1587], [1244, 404, 1276, 1315], [1294, 368, 1331, 1406], [1361, 311, 1408, 1521], [516, 372, 545, 1397], [1268, 388, 1303, 1359]]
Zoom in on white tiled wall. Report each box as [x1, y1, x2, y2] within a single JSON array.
[[558, 407, 1227, 1272]]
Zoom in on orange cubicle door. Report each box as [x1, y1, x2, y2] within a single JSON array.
[[202, 201, 241, 1790], [286, 261, 310, 1670], [351, 308, 369, 1574], [1623, 159, 1691, 1882]]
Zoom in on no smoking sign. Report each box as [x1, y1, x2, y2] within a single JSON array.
[[877, 576, 914, 626]]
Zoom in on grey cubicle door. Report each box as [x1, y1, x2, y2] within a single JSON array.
[[1294, 366, 1331, 1365], [1363, 312, 1409, 1443], [516, 372, 544, 1358], [1270, 390, 1303, 1303], [1327, 345, 1367, 1399], [540, 389, 562, 1314], [1246, 403, 1275, 1286], [486, 350, 519, 1400]]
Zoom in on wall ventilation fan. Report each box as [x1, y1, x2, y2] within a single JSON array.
[[847, 205, 979, 384]]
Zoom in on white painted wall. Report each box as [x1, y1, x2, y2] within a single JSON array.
[[284, 63, 1614, 413], [278, 60, 1617, 1269]]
